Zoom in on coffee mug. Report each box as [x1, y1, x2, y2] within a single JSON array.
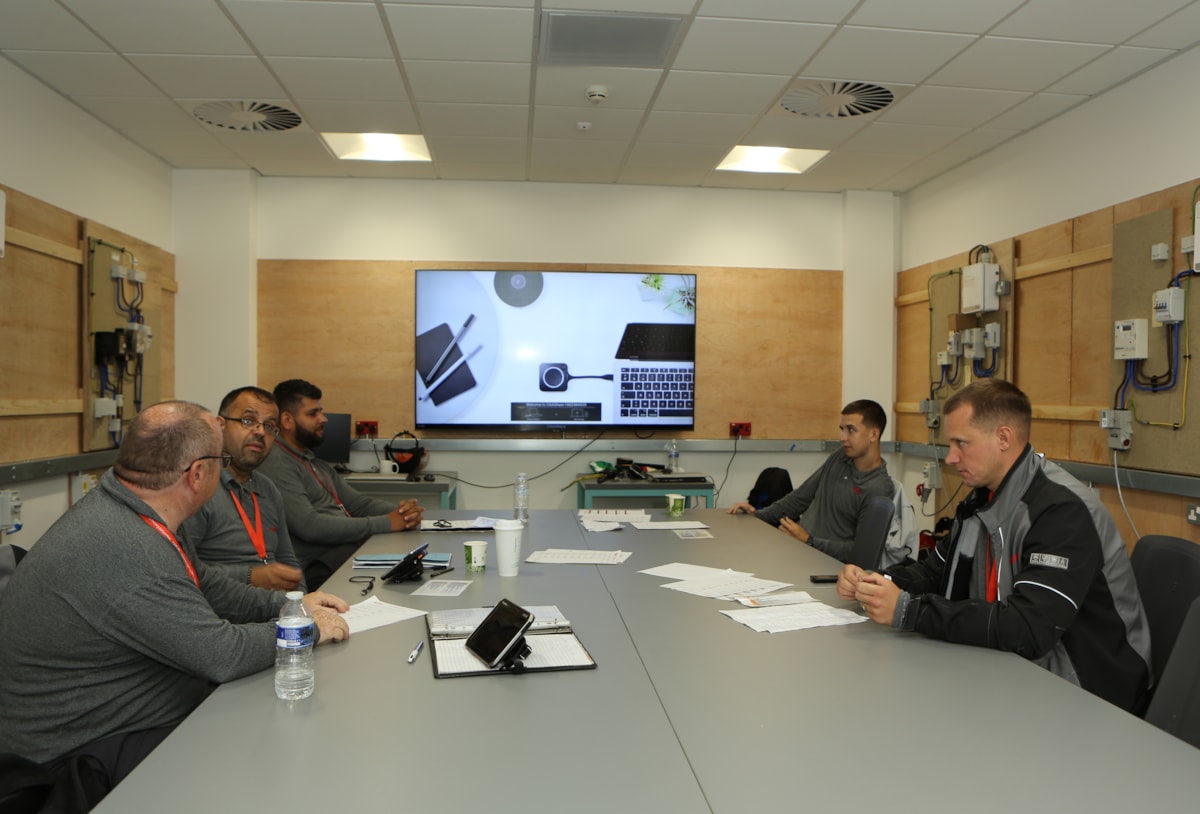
[[378, 461, 399, 475]]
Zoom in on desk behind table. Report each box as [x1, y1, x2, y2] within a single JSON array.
[[577, 472, 715, 509], [343, 470, 457, 509], [96, 509, 1200, 813]]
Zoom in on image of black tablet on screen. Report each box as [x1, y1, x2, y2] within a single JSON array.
[[465, 599, 535, 669]]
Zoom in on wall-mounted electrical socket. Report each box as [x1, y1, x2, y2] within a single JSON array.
[[1102, 409, 1132, 451], [729, 422, 751, 437], [919, 399, 941, 429], [1187, 504, 1200, 526], [922, 461, 943, 491], [355, 420, 379, 437]]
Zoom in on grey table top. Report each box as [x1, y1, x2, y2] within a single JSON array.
[[97, 509, 1200, 813]]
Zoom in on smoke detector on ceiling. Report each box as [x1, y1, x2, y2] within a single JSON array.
[[192, 101, 303, 132], [777, 81, 897, 118]]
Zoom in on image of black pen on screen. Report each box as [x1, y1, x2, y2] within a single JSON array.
[[418, 345, 482, 403], [423, 313, 474, 385]]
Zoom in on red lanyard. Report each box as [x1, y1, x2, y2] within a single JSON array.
[[277, 442, 351, 517], [229, 489, 267, 562], [140, 514, 200, 588]]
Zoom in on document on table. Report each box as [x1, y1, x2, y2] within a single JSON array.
[[578, 509, 649, 523], [579, 518, 624, 532], [526, 548, 632, 565], [735, 591, 816, 607], [721, 602, 867, 633], [674, 528, 713, 539], [410, 579, 472, 597], [420, 517, 498, 531], [661, 573, 793, 599], [431, 633, 594, 677], [630, 520, 709, 530], [340, 596, 426, 635], [640, 562, 752, 581]]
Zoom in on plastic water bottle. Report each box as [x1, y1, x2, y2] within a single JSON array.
[[513, 472, 529, 524], [275, 590, 315, 701], [666, 439, 681, 473]]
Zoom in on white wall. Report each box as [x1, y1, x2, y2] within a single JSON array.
[[901, 46, 1200, 270], [0, 58, 173, 249]]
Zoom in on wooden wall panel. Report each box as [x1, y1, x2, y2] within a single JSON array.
[[0, 184, 175, 465], [258, 261, 842, 440], [898, 176, 1200, 547]]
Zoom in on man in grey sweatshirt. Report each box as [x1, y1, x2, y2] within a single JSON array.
[[0, 401, 350, 800]]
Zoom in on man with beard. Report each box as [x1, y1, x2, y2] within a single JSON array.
[[182, 386, 305, 591], [728, 400, 901, 564], [258, 379, 424, 589]]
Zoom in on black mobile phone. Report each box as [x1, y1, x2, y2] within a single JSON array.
[[809, 574, 839, 584], [466, 599, 535, 669]]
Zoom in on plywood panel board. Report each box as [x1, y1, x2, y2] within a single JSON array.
[[258, 261, 841, 440]]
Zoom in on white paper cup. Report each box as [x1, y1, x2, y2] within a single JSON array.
[[494, 519, 523, 577], [666, 493, 685, 517], [464, 540, 488, 572]]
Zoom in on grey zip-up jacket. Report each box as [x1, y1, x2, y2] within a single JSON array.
[[889, 446, 1152, 712]]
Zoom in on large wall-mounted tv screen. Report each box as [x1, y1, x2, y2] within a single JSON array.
[[414, 270, 697, 431]]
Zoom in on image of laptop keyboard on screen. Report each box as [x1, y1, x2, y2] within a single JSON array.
[[613, 323, 695, 426]]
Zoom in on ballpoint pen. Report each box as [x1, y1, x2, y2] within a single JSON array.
[[407, 640, 424, 664], [424, 314, 475, 384], [430, 567, 454, 578]]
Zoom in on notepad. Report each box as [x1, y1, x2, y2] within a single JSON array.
[[426, 604, 596, 678]]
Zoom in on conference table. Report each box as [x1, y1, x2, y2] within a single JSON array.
[[96, 509, 1200, 812]]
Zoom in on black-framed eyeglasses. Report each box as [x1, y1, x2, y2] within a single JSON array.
[[220, 415, 280, 435], [183, 454, 232, 473]]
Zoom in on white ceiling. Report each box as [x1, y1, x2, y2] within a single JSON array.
[[2, 0, 1198, 193]]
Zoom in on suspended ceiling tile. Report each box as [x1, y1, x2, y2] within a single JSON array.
[[0, 1, 110, 51], [847, 0, 1024, 34], [1047, 45, 1176, 95], [404, 60, 530, 105], [803, 27, 977, 84], [928, 36, 1112, 91], [293, 99, 419, 134], [62, 0, 252, 55], [985, 91, 1087, 130], [653, 71, 791, 115], [266, 58, 408, 102], [673, 18, 835, 74], [879, 85, 1030, 127], [224, 0, 393, 58], [4, 51, 161, 96], [839, 121, 970, 156], [639, 110, 759, 144], [989, 0, 1194, 45], [126, 54, 286, 98], [698, 0, 862, 24], [384, 4, 534, 62], [420, 103, 530, 138]]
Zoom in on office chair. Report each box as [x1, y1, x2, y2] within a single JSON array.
[[1130, 535, 1200, 685], [847, 495, 895, 571], [1144, 597, 1200, 749]]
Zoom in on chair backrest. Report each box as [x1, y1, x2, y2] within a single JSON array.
[[746, 467, 793, 510], [1130, 535, 1200, 683], [1144, 596, 1200, 748], [881, 479, 918, 568], [847, 495, 895, 570]]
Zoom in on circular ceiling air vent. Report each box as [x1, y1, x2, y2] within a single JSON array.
[[192, 101, 303, 132], [779, 81, 894, 118]]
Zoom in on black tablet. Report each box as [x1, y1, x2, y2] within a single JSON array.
[[381, 542, 429, 583]]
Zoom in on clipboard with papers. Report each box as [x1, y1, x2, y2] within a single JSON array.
[[425, 604, 596, 678]]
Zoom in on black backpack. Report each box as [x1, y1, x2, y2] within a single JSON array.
[[747, 467, 793, 510]]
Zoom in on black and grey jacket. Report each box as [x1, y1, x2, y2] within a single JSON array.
[[888, 445, 1152, 712]]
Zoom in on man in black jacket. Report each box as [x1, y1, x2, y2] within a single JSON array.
[[840, 379, 1151, 712]]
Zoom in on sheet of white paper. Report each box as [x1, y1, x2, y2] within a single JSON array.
[[410, 579, 472, 597], [674, 528, 713, 539], [428, 605, 569, 636], [526, 549, 631, 565], [639, 562, 752, 580], [720, 602, 867, 633], [661, 574, 792, 599], [339, 595, 426, 634], [630, 521, 708, 530], [578, 509, 649, 523], [580, 519, 624, 532], [420, 517, 499, 531], [432, 633, 594, 675], [735, 591, 816, 607]]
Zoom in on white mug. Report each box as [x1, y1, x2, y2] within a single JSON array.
[[378, 460, 399, 475]]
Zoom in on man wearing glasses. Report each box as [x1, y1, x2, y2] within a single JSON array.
[[259, 379, 424, 589], [183, 386, 305, 591], [0, 401, 350, 804]]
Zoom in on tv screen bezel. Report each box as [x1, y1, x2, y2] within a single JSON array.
[[413, 269, 697, 433]]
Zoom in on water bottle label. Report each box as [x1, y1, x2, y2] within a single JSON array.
[[276, 620, 315, 649]]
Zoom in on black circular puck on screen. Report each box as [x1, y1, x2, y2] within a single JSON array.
[[493, 271, 543, 307]]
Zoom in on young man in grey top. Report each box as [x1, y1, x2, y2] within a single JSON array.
[[182, 386, 305, 591], [257, 379, 424, 589], [0, 401, 350, 801], [728, 400, 894, 563]]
